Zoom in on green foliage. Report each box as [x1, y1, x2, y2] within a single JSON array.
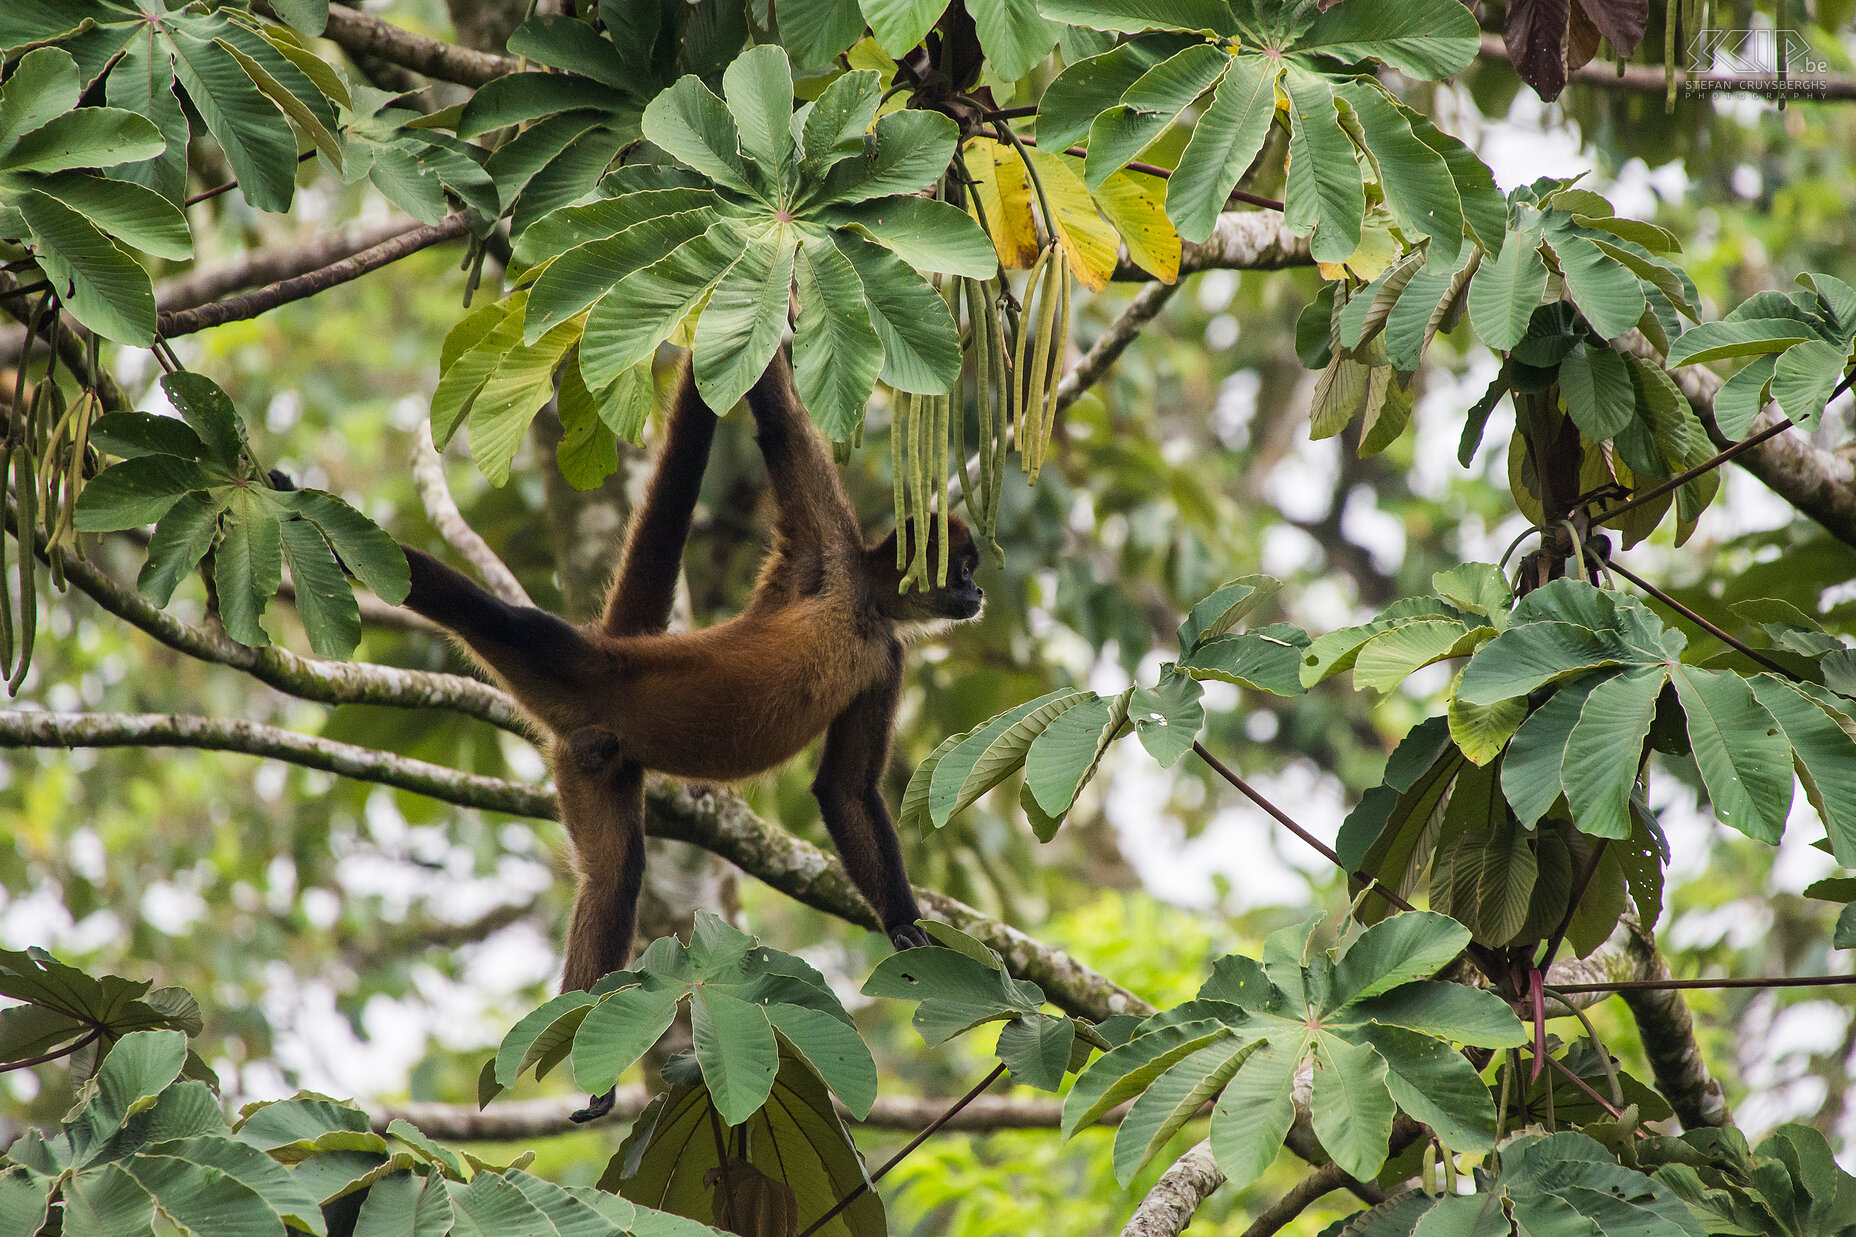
[[433, 46, 994, 480], [0, 954, 717, 1237], [0, 48, 183, 345], [339, 88, 499, 231], [1063, 913, 1524, 1188], [1643, 1122, 1856, 1235], [491, 913, 875, 1126], [74, 373, 408, 657], [1034, 0, 1488, 245], [606, 1044, 882, 1237], [0, 948, 207, 1084], [862, 923, 1079, 1089], [1349, 1131, 1705, 1236], [908, 578, 1304, 837], [1667, 273, 1856, 435], [0, 3, 345, 214], [455, 7, 667, 238]]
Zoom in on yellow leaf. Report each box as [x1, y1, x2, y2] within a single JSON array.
[[1339, 205, 1401, 281], [1089, 169, 1180, 285], [1023, 148, 1120, 292], [964, 138, 1040, 270]]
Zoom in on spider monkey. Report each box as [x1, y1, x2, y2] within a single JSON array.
[[397, 351, 983, 1116]]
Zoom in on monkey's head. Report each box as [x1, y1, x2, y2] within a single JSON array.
[[869, 516, 984, 624]]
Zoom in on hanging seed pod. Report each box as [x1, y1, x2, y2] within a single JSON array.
[[892, 391, 910, 572], [1021, 247, 1062, 480], [932, 392, 949, 586], [1011, 245, 1053, 459], [1033, 247, 1072, 482]]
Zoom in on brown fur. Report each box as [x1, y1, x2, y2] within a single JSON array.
[[400, 354, 982, 997]]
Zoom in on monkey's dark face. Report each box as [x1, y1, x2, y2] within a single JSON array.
[[936, 543, 984, 619], [873, 517, 984, 623]]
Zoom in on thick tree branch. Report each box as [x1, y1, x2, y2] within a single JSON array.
[[0, 711, 550, 815], [1054, 280, 1180, 414], [5, 504, 526, 733], [1620, 330, 1856, 549], [1613, 919, 1734, 1129], [317, 4, 518, 87], [1117, 1141, 1226, 1237], [412, 420, 533, 607], [156, 215, 474, 339], [1477, 33, 1856, 103], [1113, 211, 1312, 282], [0, 709, 1143, 1025], [156, 219, 428, 315], [373, 1088, 1080, 1140]]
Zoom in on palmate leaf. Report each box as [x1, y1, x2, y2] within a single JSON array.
[[524, 915, 873, 1125], [72, 375, 404, 657], [862, 942, 1045, 1047], [611, 1044, 879, 1237], [1167, 53, 1278, 244], [441, 46, 987, 474], [1070, 913, 1521, 1188]]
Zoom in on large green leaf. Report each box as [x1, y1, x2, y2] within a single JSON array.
[[791, 234, 884, 440], [807, 109, 959, 208], [570, 982, 682, 1095], [1310, 1034, 1394, 1181], [1206, 1040, 1299, 1189], [1166, 53, 1278, 244], [1036, 0, 1238, 36], [1082, 43, 1228, 188], [691, 988, 780, 1127], [1063, 1018, 1235, 1137], [1279, 64, 1364, 264], [1296, 0, 1480, 79], [579, 224, 748, 389], [1112, 1038, 1251, 1184], [816, 195, 998, 278], [721, 45, 797, 200], [1562, 665, 1667, 839], [1669, 666, 1794, 844], [522, 208, 719, 342], [1500, 675, 1598, 828], [168, 30, 301, 213], [1559, 341, 1636, 442], [691, 223, 798, 412], [830, 232, 964, 393], [969, 0, 1060, 82], [16, 189, 156, 344], [640, 75, 756, 197], [1666, 317, 1820, 367], [1469, 227, 1544, 349], [1337, 82, 1463, 268], [1750, 678, 1856, 864]]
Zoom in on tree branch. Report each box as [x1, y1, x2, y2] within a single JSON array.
[[412, 420, 533, 607], [0, 711, 550, 815], [1477, 32, 1856, 103], [1612, 918, 1734, 1129], [1113, 210, 1312, 282], [317, 4, 518, 87], [0, 709, 1143, 1026], [1620, 330, 1856, 549], [156, 219, 430, 315], [156, 214, 474, 340], [1117, 1140, 1226, 1237], [1054, 280, 1180, 414], [5, 503, 527, 733], [372, 1088, 1084, 1140]]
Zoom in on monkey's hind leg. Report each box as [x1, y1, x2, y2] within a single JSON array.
[[553, 751, 647, 1122]]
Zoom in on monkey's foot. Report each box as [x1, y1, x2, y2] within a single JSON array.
[[888, 923, 931, 951], [570, 1088, 617, 1123], [565, 727, 622, 775]]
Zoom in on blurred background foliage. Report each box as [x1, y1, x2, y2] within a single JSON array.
[[3, 0, 1856, 1229]]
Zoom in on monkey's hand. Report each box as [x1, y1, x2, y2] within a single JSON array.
[[888, 923, 931, 951], [571, 1088, 617, 1123]]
